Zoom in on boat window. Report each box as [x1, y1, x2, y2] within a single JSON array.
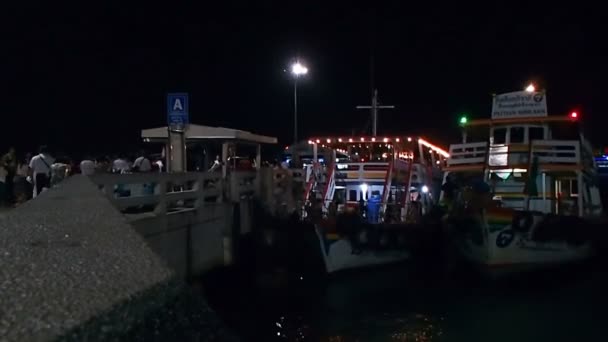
[[349, 190, 357, 201], [510, 127, 525, 143], [493, 128, 507, 144], [529, 127, 544, 141]]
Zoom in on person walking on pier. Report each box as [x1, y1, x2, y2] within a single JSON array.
[[80, 155, 96, 176], [29, 146, 54, 197]]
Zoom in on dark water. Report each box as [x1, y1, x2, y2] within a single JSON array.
[[201, 246, 608, 341]]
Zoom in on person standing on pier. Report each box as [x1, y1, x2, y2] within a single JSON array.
[[133, 151, 152, 172], [1, 147, 17, 204], [29, 146, 54, 197], [14, 155, 30, 204], [80, 155, 96, 176], [112, 154, 130, 174], [0, 163, 7, 207]]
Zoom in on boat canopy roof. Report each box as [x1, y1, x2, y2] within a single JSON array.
[[462, 114, 579, 127], [141, 124, 278, 144], [304, 136, 449, 158]]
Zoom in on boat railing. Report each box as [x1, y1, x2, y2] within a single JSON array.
[[447, 142, 488, 166], [301, 199, 424, 223], [530, 140, 581, 165], [447, 140, 582, 168]]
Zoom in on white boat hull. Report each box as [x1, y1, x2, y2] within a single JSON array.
[[314, 227, 409, 273], [453, 216, 593, 276]]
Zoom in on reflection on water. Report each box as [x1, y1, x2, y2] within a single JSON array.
[[202, 254, 608, 341], [318, 312, 444, 342]]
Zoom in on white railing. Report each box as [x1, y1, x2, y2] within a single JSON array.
[[531, 140, 580, 164], [446, 140, 581, 167], [90, 171, 260, 215], [334, 162, 390, 182], [447, 142, 488, 166]]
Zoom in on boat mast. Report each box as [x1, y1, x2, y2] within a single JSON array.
[[357, 89, 395, 136], [356, 53, 395, 137]]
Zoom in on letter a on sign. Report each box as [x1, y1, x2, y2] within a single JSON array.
[[167, 93, 189, 126], [173, 98, 183, 111]]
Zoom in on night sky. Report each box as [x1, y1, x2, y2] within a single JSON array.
[[1, 2, 605, 157]]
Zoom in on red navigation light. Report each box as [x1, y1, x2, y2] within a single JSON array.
[[570, 111, 578, 119]]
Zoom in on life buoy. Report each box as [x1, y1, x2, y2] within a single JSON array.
[[511, 211, 534, 233]]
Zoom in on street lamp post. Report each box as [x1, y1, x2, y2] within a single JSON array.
[[291, 61, 308, 144]]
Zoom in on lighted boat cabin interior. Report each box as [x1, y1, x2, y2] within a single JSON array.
[[444, 113, 601, 216], [300, 136, 449, 165], [290, 136, 448, 212]]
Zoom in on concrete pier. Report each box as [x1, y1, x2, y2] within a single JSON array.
[[0, 176, 238, 341]]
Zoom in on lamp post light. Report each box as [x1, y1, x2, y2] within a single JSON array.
[[291, 61, 308, 144], [525, 83, 536, 92]]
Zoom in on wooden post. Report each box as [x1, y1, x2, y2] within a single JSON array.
[[195, 173, 206, 220], [541, 172, 547, 213], [230, 172, 239, 203], [256, 144, 262, 169], [221, 142, 229, 179], [154, 178, 167, 216], [577, 171, 584, 217]]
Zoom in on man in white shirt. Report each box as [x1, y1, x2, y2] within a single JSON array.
[[80, 156, 96, 176], [133, 151, 152, 172], [29, 145, 55, 196], [112, 155, 130, 174]]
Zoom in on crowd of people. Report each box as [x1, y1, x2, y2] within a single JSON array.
[[0, 146, 163, 208]]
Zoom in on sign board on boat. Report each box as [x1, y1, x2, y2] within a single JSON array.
[[491, 90, 547, 119]]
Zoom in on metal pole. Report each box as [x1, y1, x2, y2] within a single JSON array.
[[294, 78, 298, 144], [372, 89, 377, 136]]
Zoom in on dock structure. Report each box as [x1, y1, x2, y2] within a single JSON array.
[[0, 124, 300, 341]]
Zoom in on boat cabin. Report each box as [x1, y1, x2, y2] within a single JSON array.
[[443, 113, 602, 217], [291, 136, 448, 222]]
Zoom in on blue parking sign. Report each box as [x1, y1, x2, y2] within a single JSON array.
[[167, 93, 189, 127]]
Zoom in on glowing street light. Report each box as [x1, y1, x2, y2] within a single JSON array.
[[290, 61, 308, 144], [459, 115, 468, 125], [291, 62, 308, 76], [525, 83, 536, 92]]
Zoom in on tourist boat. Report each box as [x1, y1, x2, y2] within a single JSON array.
[[440, 87, 603, 275], [287, 134, 448, 273]]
